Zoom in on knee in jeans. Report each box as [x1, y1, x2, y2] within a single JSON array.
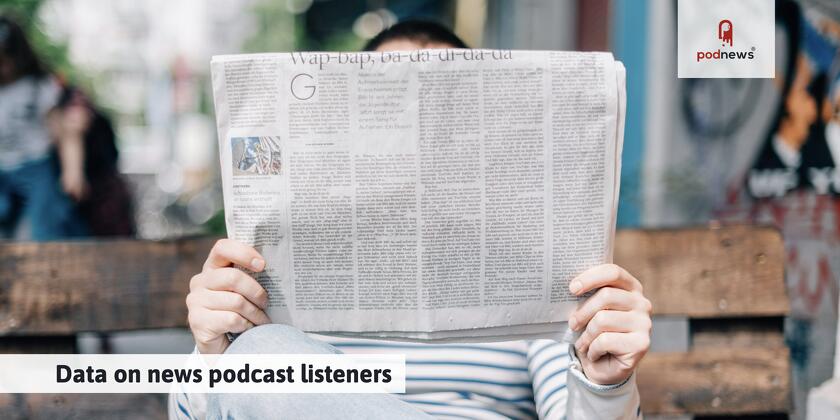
[[225, 324, 338, 355]]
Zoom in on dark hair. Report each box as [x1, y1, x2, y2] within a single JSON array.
[[363, 20, 469, 51], [0, 15, 47, 79]]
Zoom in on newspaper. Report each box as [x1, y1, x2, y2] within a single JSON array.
[[210, 49, 626, 342]]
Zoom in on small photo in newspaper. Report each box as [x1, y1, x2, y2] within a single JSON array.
[[231, 136, 283, 176]]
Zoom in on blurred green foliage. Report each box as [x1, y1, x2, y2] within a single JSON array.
[[204, 209, 227, 236], [243, 0, 299, 53], [242, 0, 364, 53]]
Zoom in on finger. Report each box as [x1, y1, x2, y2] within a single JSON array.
[[192, 267, 269, 309], [188, 308, 254, 348], [204, 239, 265, 272], [576, 310, 638, 354], [189, 289, 271, 326], [569, 287, 641, 331], [587, 331, 650, 363], [206, 289, 271, 325], [569, 264, 641, 296], [575, 310, 650, 355], [203, 308, 256, 335]]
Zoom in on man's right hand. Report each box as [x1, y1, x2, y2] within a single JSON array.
[[187, 239, 271, 354]]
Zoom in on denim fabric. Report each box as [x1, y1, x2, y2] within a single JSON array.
[[206, 324, 433, 420], [0, 157, 87, 240]]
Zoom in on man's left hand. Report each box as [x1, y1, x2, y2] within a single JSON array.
[[568, 264, 652, 385]]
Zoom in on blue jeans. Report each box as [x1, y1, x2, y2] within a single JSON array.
[[207, 325, 432, 420], [0, 158, 87, 240]]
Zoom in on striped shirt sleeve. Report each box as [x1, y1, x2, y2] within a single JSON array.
[[527, 339, 642, 419]]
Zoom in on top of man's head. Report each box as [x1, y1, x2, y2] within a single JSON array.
[[363, 20, 469, 52]]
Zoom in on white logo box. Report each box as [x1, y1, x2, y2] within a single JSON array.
[[678, 0, 775, 78]]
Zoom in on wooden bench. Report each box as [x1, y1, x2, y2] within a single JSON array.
[[616, 226, 790, 419], [0, 225, 790, 418]]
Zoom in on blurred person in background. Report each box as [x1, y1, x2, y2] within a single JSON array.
[[0, 15, 87, 240], [0, 15, 134, 240], [53, 85, 135, 237]]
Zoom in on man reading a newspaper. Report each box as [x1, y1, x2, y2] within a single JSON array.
[[173, 21, 651, 420]]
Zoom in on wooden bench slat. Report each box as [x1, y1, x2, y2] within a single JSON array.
[[0, 238, 216, 335], [615, 226, 788, 317], [638, 346, 791, 415], [0, 226, 787, 333]]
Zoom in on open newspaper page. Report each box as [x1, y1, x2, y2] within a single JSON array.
[[211, 49, 625, 342]]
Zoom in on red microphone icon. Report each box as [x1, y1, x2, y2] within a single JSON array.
[[718, 19, 733, 47]]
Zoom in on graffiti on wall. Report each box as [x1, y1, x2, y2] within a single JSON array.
[[671, 1, 840, 415]]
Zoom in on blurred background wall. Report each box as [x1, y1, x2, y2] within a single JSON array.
[[2, 0, 839, 418]]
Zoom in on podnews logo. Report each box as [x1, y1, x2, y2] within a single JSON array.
[[678, 0, 773, 78], [696, 19, 756, 62]]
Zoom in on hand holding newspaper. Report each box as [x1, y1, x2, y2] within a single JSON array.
[[211, 49, 626, 342]]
